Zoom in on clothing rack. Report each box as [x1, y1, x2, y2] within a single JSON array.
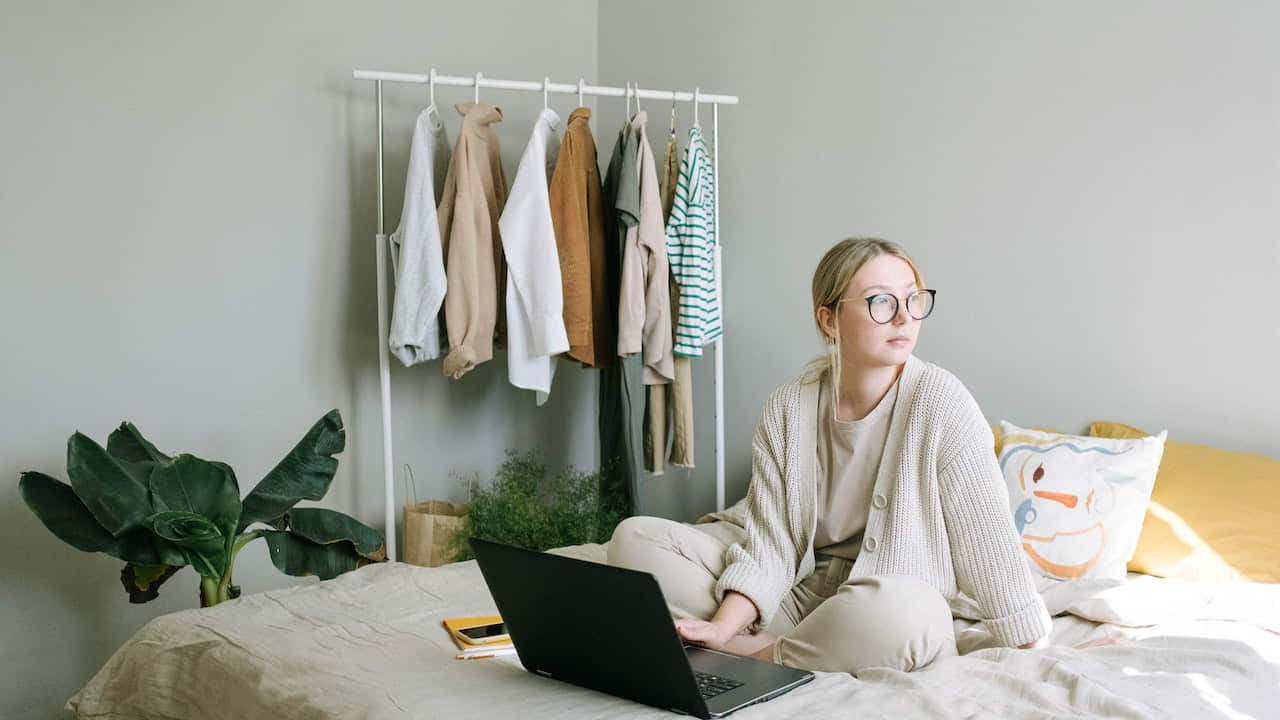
[[353, 68, 738, 561]]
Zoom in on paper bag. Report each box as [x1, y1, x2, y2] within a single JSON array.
[[403, 500, 469, 567]]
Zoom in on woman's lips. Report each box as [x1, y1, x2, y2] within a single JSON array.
[[889, 337, 912, 344]]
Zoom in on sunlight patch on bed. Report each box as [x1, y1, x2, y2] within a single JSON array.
[[1188, 672, 1252, 720]]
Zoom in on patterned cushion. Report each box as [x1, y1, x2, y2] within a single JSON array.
[[998, 421, 1166, 580]]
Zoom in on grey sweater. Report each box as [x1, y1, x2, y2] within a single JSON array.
[[706, 355, 1052, 648]]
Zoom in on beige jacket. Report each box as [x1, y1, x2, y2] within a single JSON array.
[[705, 355, 1052, 648], [617, 111, 674, 385], [438, 102, 508, 379]]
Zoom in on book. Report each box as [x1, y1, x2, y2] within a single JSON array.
[[442, 615, 512, 651]]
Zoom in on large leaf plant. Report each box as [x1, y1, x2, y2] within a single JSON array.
[[19, 409, 385, 607]]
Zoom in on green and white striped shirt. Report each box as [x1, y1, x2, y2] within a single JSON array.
[[665, 125, 721, 356]]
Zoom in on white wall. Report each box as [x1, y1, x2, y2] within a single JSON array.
[[0, 2, 597, 717], [597, 0, 1280, 520]]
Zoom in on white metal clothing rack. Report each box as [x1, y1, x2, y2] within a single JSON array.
[[353, 68, 738, 561]]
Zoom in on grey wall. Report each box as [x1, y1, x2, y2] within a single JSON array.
[[597, 0, 1280, 521], [6, 1, 1280, 716], [0, 1, 597, 717]]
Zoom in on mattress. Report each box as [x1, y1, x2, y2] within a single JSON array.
[[69, 543, 1280, 719]]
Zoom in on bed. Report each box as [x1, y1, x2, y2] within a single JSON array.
[[68, 540, 1280, 719]]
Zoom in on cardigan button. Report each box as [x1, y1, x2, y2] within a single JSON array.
[[872, 493, 887, 509], [864, 536, 878, 553]]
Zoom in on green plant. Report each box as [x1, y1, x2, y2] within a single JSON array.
[[449, 450, 628, 561], [19, 409, 385, 607]]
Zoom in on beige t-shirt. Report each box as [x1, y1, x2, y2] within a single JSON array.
[[813, 372, 899, 560]]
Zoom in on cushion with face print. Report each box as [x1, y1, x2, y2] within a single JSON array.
[[998, 421, 1167, 580]]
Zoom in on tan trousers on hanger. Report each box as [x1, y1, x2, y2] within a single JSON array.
[[607, 516, 958, 676], [647, 131, 694, 472]]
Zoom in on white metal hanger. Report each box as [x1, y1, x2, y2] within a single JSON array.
[[474, 71, 482, 103], [670, 94, 678, 140]]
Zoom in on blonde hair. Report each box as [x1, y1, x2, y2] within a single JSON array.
[[803, 237, 926, 383]]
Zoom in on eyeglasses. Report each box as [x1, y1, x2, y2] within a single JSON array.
[[837, 289, 937, 325]]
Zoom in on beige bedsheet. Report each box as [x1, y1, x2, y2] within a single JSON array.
[[69, 543, 1280, 719]]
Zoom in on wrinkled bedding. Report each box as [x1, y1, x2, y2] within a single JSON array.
[[69, 543, 1280, 719]]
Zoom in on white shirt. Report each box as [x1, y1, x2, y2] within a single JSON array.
[[813, 373, 899, 559], [499, 108, 569, 405], [388, 105, 450, 366]]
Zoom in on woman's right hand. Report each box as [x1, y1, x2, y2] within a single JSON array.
[[674, 618, 735, 650]]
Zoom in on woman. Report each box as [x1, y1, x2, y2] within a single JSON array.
[[607, 238, 1050, 675]]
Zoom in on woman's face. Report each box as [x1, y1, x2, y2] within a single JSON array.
[[820, 254, 922, 369]]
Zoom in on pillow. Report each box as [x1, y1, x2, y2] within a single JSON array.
[[991, 424, 1062, 457], [997, 421, 1166, 580], [1091, 421, 1279, 584]]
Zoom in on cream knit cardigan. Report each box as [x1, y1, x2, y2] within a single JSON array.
[[706, 355, 1052, 648]]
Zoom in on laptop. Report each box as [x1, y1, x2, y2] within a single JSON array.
[[469, 537, 814, 718]]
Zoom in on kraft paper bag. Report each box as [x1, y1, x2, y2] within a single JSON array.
[[403, 500, 469, 568]]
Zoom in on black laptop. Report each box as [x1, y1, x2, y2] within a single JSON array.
[[469, 537, 814, 718]]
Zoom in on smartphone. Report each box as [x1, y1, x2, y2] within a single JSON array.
[[457, 621, 508, 642]]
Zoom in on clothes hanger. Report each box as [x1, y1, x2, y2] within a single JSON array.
[[428, 67, 436, 107], [543, 76, 550, 110], [669, 92, 678, 140], [578, 77, 584, 108], [625, 82, 632, 122], [474, 71, 482, 104], [693, 87, 700, 126], [633, 81, 643, 114]]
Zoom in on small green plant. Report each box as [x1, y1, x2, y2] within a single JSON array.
[[19, 409, 385, 607], [449, 450, 627, 561]]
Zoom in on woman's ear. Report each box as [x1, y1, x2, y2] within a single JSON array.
[[816, 306, 836, 341]]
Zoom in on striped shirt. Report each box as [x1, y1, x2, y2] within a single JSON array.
[[664, 125, 721, 357]]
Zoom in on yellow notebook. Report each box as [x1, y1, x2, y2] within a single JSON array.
[[442, 615, 510, 650]]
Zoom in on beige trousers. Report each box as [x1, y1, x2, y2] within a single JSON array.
[[607, 516, 957, 675]]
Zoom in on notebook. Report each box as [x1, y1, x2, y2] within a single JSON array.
[[469, 537, 814, 718]]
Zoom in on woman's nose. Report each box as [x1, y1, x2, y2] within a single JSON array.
[[892, 301, 911, 324]]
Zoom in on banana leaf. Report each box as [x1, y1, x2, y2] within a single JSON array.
[[146, 510, 226, 578], [120, 563, 181, 603], [67, 432, 153, 536], [106, 422, 171, 464], [148, 455, 241, 567], [285, 507, 386, 561], [238, 410, 345, 532], [262, 530, 368, 580], [20, 471, 186, 566], [105, 422, 171, 488]]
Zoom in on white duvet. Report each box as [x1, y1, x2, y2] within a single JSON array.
[[69, 544, 1280, 719]]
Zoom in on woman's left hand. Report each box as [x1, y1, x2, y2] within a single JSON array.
[[674, 618, 735, 649]]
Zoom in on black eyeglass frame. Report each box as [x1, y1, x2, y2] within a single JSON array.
[[835, 289, 937, 325]]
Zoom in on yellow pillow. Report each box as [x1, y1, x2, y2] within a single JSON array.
[[1090, 421, 1279, 584], [992, 424, 1062, 457]]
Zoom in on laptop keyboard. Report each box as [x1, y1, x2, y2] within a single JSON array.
[[694, 671, 744, 699]]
